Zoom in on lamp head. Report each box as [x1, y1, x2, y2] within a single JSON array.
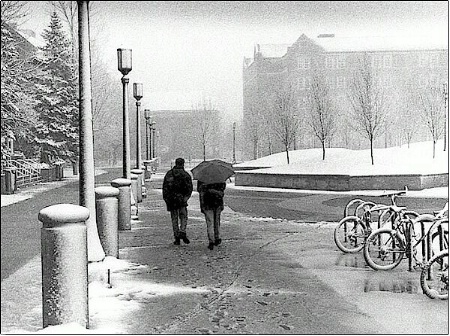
[[133, 83, 143, 100], [117, 48, 132, 76]]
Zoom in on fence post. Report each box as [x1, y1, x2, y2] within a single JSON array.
[[111, 178, 132, 230], [131, 168, 144, 203], [39, 204, 90, 329], [95, 186, 120, 258]]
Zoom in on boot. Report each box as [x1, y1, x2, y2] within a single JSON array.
[[208, 242, 214, 250], [214, 238, 222, 246], [180, 232, 190, 244], [173, 235, 180, 245]]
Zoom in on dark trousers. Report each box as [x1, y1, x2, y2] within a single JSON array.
[[203, 208, 222, 243], [170, 207, 188, 238]]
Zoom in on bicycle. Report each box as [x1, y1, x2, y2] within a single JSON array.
[[363, 203, 448, 271], [420, 248, 448, 300], [334, 189, 418, 253]]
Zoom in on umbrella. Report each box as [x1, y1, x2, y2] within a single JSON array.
[[191, 159, 235, 184]]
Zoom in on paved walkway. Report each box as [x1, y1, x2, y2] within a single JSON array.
[[1, 168, 448, 334]]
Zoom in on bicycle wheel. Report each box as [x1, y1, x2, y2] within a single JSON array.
[[334, 216, 367, 253], [420, 250, 449, 300], [363, 228, 405, 270]]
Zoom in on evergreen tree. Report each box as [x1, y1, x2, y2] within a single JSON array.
[[0, 21, 36, 164], [32, 11, 78, 164]]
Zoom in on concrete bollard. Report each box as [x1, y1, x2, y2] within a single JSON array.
[[39, 204, 90, 329], [95, 186, 120, 258], [130, 173, 139, 205], [131, 169, 144, 203], [111, 178, 132, 231]]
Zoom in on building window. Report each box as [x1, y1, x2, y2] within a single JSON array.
[[419, 54, 429, 67], [393, 53, 404, 67], [325, 76, 335, 89], [383, 54, 392, 68], [325, 56, 337, 69], [297, 76, 311, 90], [297, 56, 311, 69], [430, 53, 439, 68], [336, 76, 346, 89], [338, 55, 346, 68], [371, 55, 383, 69]]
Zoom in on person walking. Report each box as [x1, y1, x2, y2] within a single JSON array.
[[162, 158, 193, 245], [197, 180, 226, 250]]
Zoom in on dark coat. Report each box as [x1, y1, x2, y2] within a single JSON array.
[[162, 167, 193, 211], [197, 180, 226, 213]]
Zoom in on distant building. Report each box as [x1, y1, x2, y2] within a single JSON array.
[[242, 33, 448, 160], [148, 109, 222, 164]]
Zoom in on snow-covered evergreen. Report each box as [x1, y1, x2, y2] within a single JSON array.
[[32, 12, 78, 164]]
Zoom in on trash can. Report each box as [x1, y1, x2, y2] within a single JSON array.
[[55, 163, 64, 181], [4, 167, 16, 194]]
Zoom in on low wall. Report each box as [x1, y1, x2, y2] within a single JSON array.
[[235, 171, 448, 191]]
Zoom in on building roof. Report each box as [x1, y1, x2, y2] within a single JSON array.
[[312, 34, 448, 52], [256, 43, 291, 58]]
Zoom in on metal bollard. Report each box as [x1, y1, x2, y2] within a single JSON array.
[[131, 169, 144, 203], [130, 173, 139, 205], [95, 186, 120, 258], [111, 178, 132, 231], [39, 204, 90, 329]]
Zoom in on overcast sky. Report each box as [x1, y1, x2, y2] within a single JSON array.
[[22, 1, 449, 121]]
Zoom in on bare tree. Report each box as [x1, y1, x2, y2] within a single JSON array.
[[416, 85, 446, 158], [347, 54, 387, 165], [272, 84, 300, 164], [245, 102, 265, 159], [194, 99, 220, 161], [399, 93, 419, 148], [1, 1, 29, 26], [307, 71, 336, 160]]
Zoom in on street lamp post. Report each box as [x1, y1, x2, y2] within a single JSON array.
[[117, 48, 132, 179], [151, 122, 157, 159], [443, 83, 448, 152], [133, 83, 143, 168], [232, 122, 236, 164], [144, 109, 151, 160], [78, 0, 105, 263]]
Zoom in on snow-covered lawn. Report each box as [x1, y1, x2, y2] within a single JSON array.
[[235, 140, 448, 176]]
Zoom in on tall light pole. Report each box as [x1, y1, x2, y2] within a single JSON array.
[[133, 83, 143, 168], [443, 83, 448, 152], [151, 122, 157, 159], [78, 0, 105, 262], [232, 122, 236, 164], [144, 109, 151, 160], [117, 48, 132, 179]]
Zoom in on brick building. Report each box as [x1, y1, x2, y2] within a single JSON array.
[[242, 33, 448, 160]]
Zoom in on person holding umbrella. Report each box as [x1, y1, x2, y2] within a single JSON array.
[[162, 157, 193, 245], [192, 160, 234, 250]]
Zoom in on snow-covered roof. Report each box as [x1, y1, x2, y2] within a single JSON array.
[[17, 29, 45, 48], [256, 43, 291, 58], [312, 34, 448, 52]]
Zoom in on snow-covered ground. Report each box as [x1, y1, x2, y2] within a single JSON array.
[[234, 140, 448, 175]]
